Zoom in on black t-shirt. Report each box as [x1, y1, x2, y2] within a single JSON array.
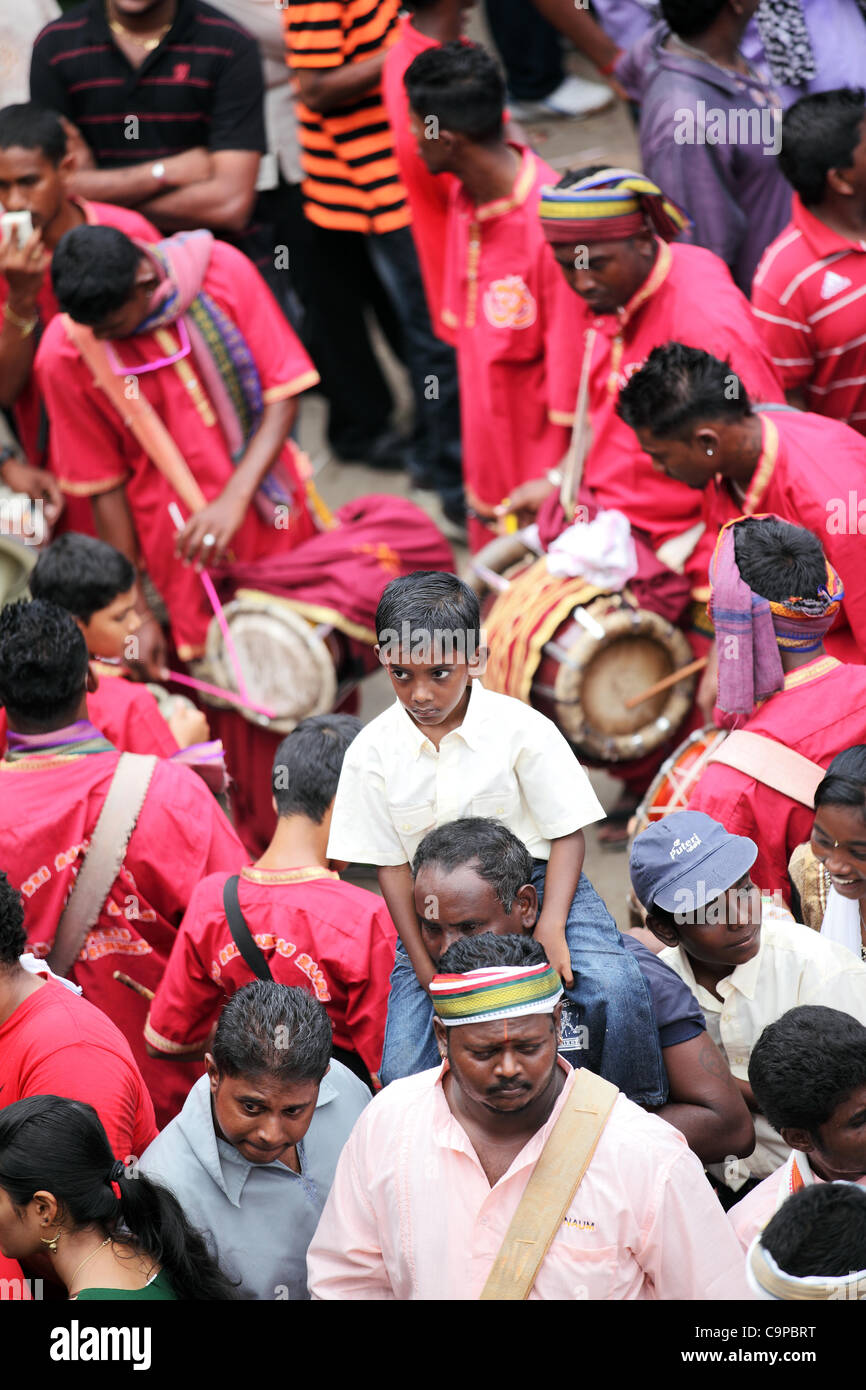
[[30, 0, 266, 164]]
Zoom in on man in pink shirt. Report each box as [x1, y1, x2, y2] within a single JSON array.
[[307, 931, 751, 1300], [729, 1005, 866, 1251]]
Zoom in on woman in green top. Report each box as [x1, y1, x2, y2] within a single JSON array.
[[0, 1095, 237, 1300]]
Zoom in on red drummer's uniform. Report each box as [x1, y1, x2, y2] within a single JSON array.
[[546, 241, 784, 604], [751, 195, 866, 434], [0, 740, 247, 1126], [704, 409, 866, 663], [145, 866, 397, 1077], [0, 665, 179, 759], [687, 657, 866, 900], [34, 240, 320, 662], [440, 146, 573, 549]]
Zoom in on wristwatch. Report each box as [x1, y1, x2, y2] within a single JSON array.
[[151, 161, 167, 186]]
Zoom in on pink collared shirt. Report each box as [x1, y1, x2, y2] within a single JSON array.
[[307, 1059, 752, 1300]]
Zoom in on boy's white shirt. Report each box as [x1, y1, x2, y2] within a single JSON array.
[[661, 902, 866, 1189], [326, 682, 605, 866]]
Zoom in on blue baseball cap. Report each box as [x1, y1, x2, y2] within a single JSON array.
[[629, 810, 758, 915]]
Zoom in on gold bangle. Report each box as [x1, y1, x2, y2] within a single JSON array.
[[3, 303, 39, 337]]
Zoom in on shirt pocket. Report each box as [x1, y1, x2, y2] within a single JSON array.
[[469, 789, 521, 822], [388, 801, 437, 840], [534, 1239, 623, 1301]]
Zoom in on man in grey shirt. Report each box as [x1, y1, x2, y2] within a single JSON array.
[[139, 980, 369, 1299]]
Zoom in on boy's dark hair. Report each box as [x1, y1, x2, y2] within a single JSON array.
[[733, 516, 827, 604], [272, 714, 362, 822], [52, 225, 142, 326], [0, 600, 88, 728], [814, 744, 866, 825], [760, 1183, 866, 1279], [617, 342, 751, 438], [30, 533, 136, 622], [0, 103, 67, 165], [212, 981, 333, 1085], [0, 873, 26, 968], [412, 818, 534, 912], [404, 41, 504, 142], [438, 931, 547, 974], [748, 1006, 866, 1139], [778, 88, 866, 206], [659, 0, 727, 39], [376, 570, 480, 656]]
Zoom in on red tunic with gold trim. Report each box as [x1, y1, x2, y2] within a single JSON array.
[[34, 240, 321, 661], [546, 241, 784, 601], [440, 145, 574, 550], [0, 731, 247, 1126], [703, 410, 866, 663], [687, 657, 866, 901], [145, 866, 396, 1076]]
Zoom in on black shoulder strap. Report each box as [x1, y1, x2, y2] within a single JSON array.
[[222, 876, 273, 982]]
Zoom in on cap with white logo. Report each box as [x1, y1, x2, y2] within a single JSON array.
[[629, 810, 757, 915]]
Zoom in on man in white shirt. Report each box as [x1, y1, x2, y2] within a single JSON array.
[[630, 810, 866, 1205]]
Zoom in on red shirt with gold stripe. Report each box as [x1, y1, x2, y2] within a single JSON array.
[[284, 0, 409, 234], [687, 657, 866, 901], [441, 145, 573, 550], [33, 240, 320, 660], [145, 865, 396, 1076], [703, 409, 866, 664], [546, 241, 783, 600]]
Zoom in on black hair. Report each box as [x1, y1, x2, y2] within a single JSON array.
[[732, 516, 827, 603], [51, 225, 143, 326], [778, 88, 866, 205], [814, 745, 866, 824], [404, 41, 504, 142], [760, 1183, 866, 1280], [30, 534, 136, 622], [211, 981, 333, 1085], [555, 164, 610, 189], [412, 818, 534, 912], [272, 713, 362, 822], [375, 570, 481, 658], [0, 600, 88, 728], [0, 873, 26, 968], [659, 0, 727, 38], [0, 104, 67, 165], [617, 342, 751, 437], [749, 1006, 866, 1138], [438, 931, 548, 973], [0, 1096, 237, 1299]]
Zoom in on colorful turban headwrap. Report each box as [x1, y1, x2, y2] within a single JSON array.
[[429, 963, 563, 1028], [709, 515, 845, 715], [538, 167, 692, 245]]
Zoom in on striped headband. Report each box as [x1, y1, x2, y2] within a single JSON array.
[[539, 168, 692, 245], [430, 963, 563, 1027]]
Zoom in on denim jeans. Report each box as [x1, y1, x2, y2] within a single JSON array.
[[380, 868, 668, 1105]]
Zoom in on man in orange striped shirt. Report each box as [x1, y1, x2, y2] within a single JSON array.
[[284, 0, 464, 525]]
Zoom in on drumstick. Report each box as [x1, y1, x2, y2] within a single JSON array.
[[166, 669, 276, 720], [113, 970, 155, 1002], [624, 656, 709, 710], [470, 563, 511, 594], [167, 503, 252, 705]]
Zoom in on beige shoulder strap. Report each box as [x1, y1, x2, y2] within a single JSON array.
[[480, 1069, 619, 1301], [707, 730, 825, 807], [46, 753, 158, 978]]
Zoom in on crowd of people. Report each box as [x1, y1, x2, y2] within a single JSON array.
[[2, 0, 866, 1308]]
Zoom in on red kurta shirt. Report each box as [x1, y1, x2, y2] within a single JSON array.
[[0, 976, 158, 1160], [145, 865, 396, 1075], [382, 17, 456, 335], [687, 657, 866, 901], [546, 240, 784, 598], [34, 241, 320, 659], [440, 145, 573, 548], [704, 410, 866, 663], [751, 195, 866, 434], [0, 742, 247, 1126]]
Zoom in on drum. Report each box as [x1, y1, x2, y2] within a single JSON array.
[[194, 588, 370, 733], [479, 554, 698, 763]]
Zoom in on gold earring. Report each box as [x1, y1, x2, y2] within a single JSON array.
[[39, 1226, 63, 1254]]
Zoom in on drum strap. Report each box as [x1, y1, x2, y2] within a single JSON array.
[[480, 1070, 619, 1301], [707, 730, 826, 806], [47, 753, 158, 979], [559, 327, 597, 519], [223, 876, 273, 982]]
